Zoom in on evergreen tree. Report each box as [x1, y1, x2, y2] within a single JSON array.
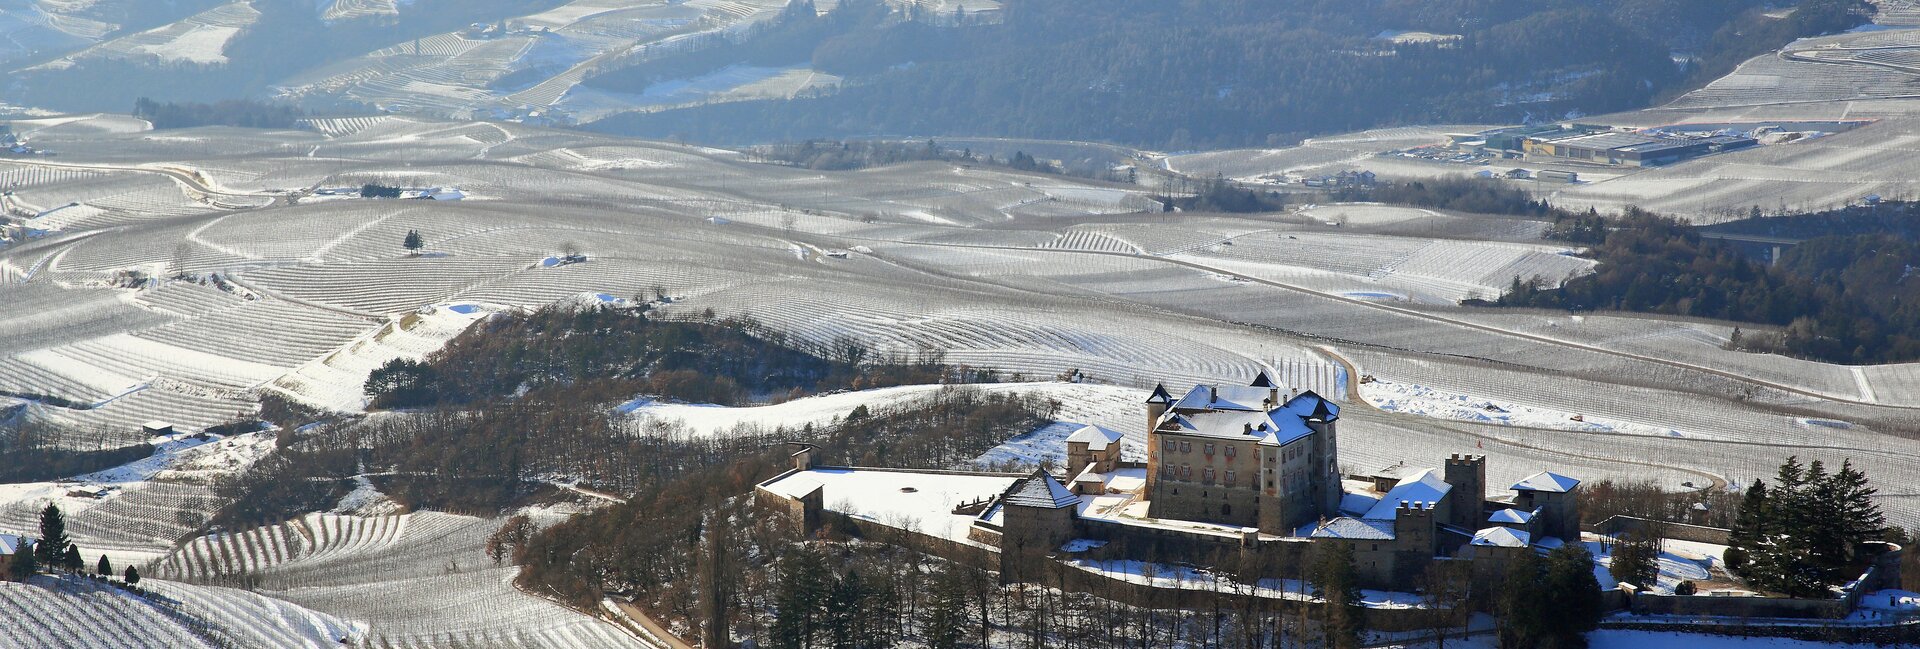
[[1309, 541, 1364, 649], [97, 554, 113, 578], [6, 541, 34, 581], [35, 504, 68, 568], [1542, 543, 1603, 647], [124, 565, 140, 585], [1608, 532, 1660, 590], [61, 544, 82, 573], [1496, 550, 1547, 649], [1724, 480, 1769, 571], [824, 569, 866, 649], [771, 546, 832, 649], [1735, 456, 1884, 597], [403, 229, 424, 252], [921, 566, 968, 649], [1830, 460, 1884, 549]]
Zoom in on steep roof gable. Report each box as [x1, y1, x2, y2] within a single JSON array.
[[1471, 526, 1530, 548], [1512, 471, 1580, 493], [1066, 424, 1124, 451], [1004, 470, 1078, 509]]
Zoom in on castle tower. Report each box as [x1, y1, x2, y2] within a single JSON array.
[[1146, 383, 1172, 432], [1302, 393, 1342, 518], [1512, 472, 1582, 542], [1443, 454, 1486, 530], [1393, 501, 1436, 556]]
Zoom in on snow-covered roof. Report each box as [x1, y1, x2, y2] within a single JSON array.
[[1275, 390, 1339, 422], [1004, 470, 1079, 509], [1512, 471, 1581, 493], [1164, 409, 1312, 447], [1072, 464, 1107, 486], [0, 533, 17, 555], [1362, 468, 1452, 520], [1311, 517, 1396, 540], [1251, 371, 1276, 388], [1174, 385, 1273, 412], [1066, 424, 1124, 451], [1369, 462, 1425, 482], [1488, 508, 1533, 524], [1471, 526, 1530, 548]]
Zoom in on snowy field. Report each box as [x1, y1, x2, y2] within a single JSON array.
[[3, 114, 1918, 534], [0, 575, 359, 649], [3, 106, 1920, 646]]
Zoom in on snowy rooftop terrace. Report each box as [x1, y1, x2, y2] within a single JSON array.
[[759, 467, 1020, 546]]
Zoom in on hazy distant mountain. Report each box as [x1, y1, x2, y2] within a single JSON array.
[[0, 0, 1874, 147]]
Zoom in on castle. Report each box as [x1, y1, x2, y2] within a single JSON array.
[[759, 372, 1587, 590]]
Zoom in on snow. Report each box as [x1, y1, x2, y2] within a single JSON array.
[[1360, 378, 1690, 438], [1068, 559, 1429, 608], [1058, 538, 1107, 552], [1472, 526, 1529, 547], [1584, 535, 1719, 594], [760, 467, 1017, 544], [978, 421, 1081, 467], [1362, 468, 1452, 519], [622, 381, 1148, 445], [1513, 471, 1581, 493], [1387, 630, 1890, 649], [332, 475, 401, 516]]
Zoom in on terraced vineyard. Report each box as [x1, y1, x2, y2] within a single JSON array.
[[155, 511, 650, 649], [5, 103, 1920, 644]]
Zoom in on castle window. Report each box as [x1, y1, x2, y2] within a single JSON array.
[[1224, 445, 1236, 459], [1161, 465, 1174, 479], [1221, 503, 1232, 517], [1204, 443, 1215, 457], [1224, 470, 1236, 486], [1162, 438, 1175, 451], [1180, 441, 1192, 453], [1203, 468, 1215, 484], [1181, 465, 1192, 479]]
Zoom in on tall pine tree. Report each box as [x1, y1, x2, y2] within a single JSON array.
[[770, 546, 832, 649], [6, 541, 34, 581], [1309, 541, 1364, 649], [97, 554, 113, 578], [921, 566, 968, 649], [35, 504, 68, 568], [1725, 479, 1769, 571]]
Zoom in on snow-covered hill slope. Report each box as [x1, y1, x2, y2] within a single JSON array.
[[0, 574, 358, 649]]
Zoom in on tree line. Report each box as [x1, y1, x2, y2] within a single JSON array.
[[6, 503, 141, 586], [365, 304, 993, 410], [1490, 208, 1920, 364], [132, 97, 305, 130], [588, 0, 1863, 150], [0, 419, 154, 483]]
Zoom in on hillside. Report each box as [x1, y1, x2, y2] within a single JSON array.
[[0, 0, 1873, 148], [0, 574, 358, 649]]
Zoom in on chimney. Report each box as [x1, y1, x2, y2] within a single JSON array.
[[1210, 385, 1218, 403]]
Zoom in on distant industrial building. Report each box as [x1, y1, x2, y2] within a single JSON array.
[[1479, 124, 1756, 168]]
